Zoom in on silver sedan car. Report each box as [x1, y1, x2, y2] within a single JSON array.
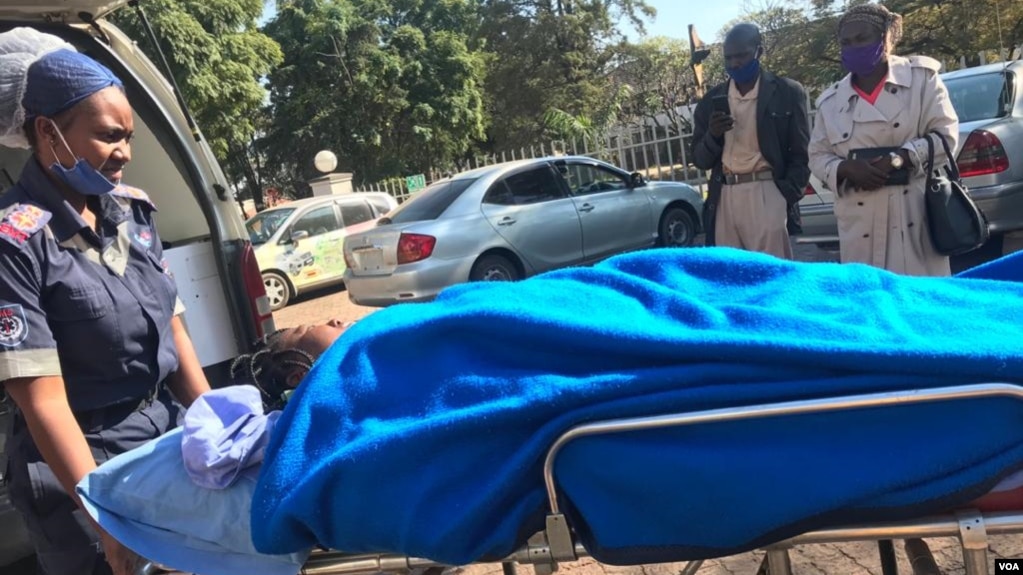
[[798, 60, 1023, 248], [343, 156, 704, 307]]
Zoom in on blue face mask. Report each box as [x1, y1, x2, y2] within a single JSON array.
[[47, 122, 118, 197], [726, 56, 761, 85]]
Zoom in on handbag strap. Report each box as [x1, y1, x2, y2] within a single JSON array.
[[927, 131, 961, 181], [924, 133, 938, 178]]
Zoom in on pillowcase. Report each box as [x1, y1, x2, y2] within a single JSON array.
[[76, 427, 310, 575]]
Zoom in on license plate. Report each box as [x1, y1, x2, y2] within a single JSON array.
[[353, 247, 383, 270]]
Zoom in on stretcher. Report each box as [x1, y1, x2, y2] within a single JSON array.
[[248, 382, 1023, 575]]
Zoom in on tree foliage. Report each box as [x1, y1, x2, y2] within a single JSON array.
[[889, 0, 1023, 67], [477, 0, 655, 152], [612, 37, 702, 133], [260, 0, 488, 192], [111, 0, 282, 196], [542, 83, 632, 152]]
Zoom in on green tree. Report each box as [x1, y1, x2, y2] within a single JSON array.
[[541, 83, 632, 152], [478, 0, 655, 152], [613, 37, 701, 133], [890, 0, 1023, 68], [261, 0, 488, 192], [111, 0, 282, 199]]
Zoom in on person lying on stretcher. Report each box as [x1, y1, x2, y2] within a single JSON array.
[[234, 318, 1023, 515]]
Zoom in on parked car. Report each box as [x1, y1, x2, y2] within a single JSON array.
[[797, 174, 839, 249], [246, 193, 398, 310], [1, 1, 276, 566], [342, 156, 704, 307], [797, 60, 1023, 249]]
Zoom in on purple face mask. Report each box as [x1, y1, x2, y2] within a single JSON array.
[[841, 40, 885, 76]]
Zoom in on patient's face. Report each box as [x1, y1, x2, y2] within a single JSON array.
[[277, 319, 352, 359]]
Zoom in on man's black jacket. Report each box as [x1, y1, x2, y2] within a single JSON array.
[[692, 70, 811, 244]]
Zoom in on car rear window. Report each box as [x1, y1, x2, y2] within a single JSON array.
[[945, 72, 1012, 123], [387, 179, 477, 223]]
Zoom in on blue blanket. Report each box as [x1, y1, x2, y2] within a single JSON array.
[[252, 248, 1023, 565]]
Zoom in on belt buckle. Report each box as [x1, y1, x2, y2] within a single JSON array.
[[142, 386, 159, 409]]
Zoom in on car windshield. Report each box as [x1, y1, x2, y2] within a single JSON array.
[[945, 72, 1012, 123], [386, 178, 477, 224], [245, 208, 296, 245]]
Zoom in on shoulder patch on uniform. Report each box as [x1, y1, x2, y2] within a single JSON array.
[[0, 304, 29, 347], [0, 203, 52, 249], [109, 185, 158, 210], [908, 55, 941, 71]]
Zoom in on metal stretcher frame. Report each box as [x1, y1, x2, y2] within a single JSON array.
[[295, 383, 1023, 575]]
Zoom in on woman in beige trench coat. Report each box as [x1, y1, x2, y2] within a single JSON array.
[[809, 3, 959, 276]]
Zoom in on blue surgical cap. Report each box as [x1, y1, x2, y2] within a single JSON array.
[[23, 48, 124, 119]]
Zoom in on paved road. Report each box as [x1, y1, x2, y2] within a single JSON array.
[[273, 241, 1021, 575]]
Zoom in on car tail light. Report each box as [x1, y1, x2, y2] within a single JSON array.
[[397, 233, 436, 264], [241, 242, 275, 337], [957, 130, 1009, 178], [804, 183, 816, 196], [343, 248, 355, 269]]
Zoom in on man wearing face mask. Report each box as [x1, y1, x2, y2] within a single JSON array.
[[0, 28, 210, 575], [693, 23, 811, 258], [809, 3, 958, 276]]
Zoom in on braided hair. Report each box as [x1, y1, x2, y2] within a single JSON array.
[[838, 3, 904, 50], [229, 329, 316, 410]]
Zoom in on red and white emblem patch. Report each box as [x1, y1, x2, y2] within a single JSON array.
[[0, 204, 51, 248], [0, 304, 28, 347]]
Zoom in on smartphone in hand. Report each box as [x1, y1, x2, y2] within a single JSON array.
[[712, 94, 731, 116]]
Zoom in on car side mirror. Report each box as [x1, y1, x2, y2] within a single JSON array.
[[629, 172, 646, 188], [289, 230, 310, 243]]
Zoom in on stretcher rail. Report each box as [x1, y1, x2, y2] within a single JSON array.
[[293, 510, 1023, 575]]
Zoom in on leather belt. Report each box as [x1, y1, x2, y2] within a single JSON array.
[[722, 170, 774, 186], [74, 385, 163, 432]]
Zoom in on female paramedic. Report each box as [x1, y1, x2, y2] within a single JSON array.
[[0, 28, 210, 575]]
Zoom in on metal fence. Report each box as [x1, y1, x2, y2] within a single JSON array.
[[354, 120, 709, 202]]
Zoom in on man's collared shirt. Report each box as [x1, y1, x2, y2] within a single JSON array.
[[723, 78, 773, 176]]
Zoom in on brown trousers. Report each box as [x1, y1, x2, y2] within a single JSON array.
[[714, 180, 793, 259]]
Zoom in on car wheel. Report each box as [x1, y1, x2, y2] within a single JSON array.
[[263, 271, 292, 311], [658, 207, 696, 247], [469, 254, 520, 282]]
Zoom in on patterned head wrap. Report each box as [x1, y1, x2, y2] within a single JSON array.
[[838, 3, 904, 49]]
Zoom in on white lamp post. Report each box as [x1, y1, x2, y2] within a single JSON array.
[[314, 150, 338, 174], [309, 150, 353, 197]]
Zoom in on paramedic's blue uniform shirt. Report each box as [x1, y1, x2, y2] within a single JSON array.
[[0, 159, 184, 411]]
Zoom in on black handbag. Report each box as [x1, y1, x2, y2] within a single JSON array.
[[924, 132, 989, 256]]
